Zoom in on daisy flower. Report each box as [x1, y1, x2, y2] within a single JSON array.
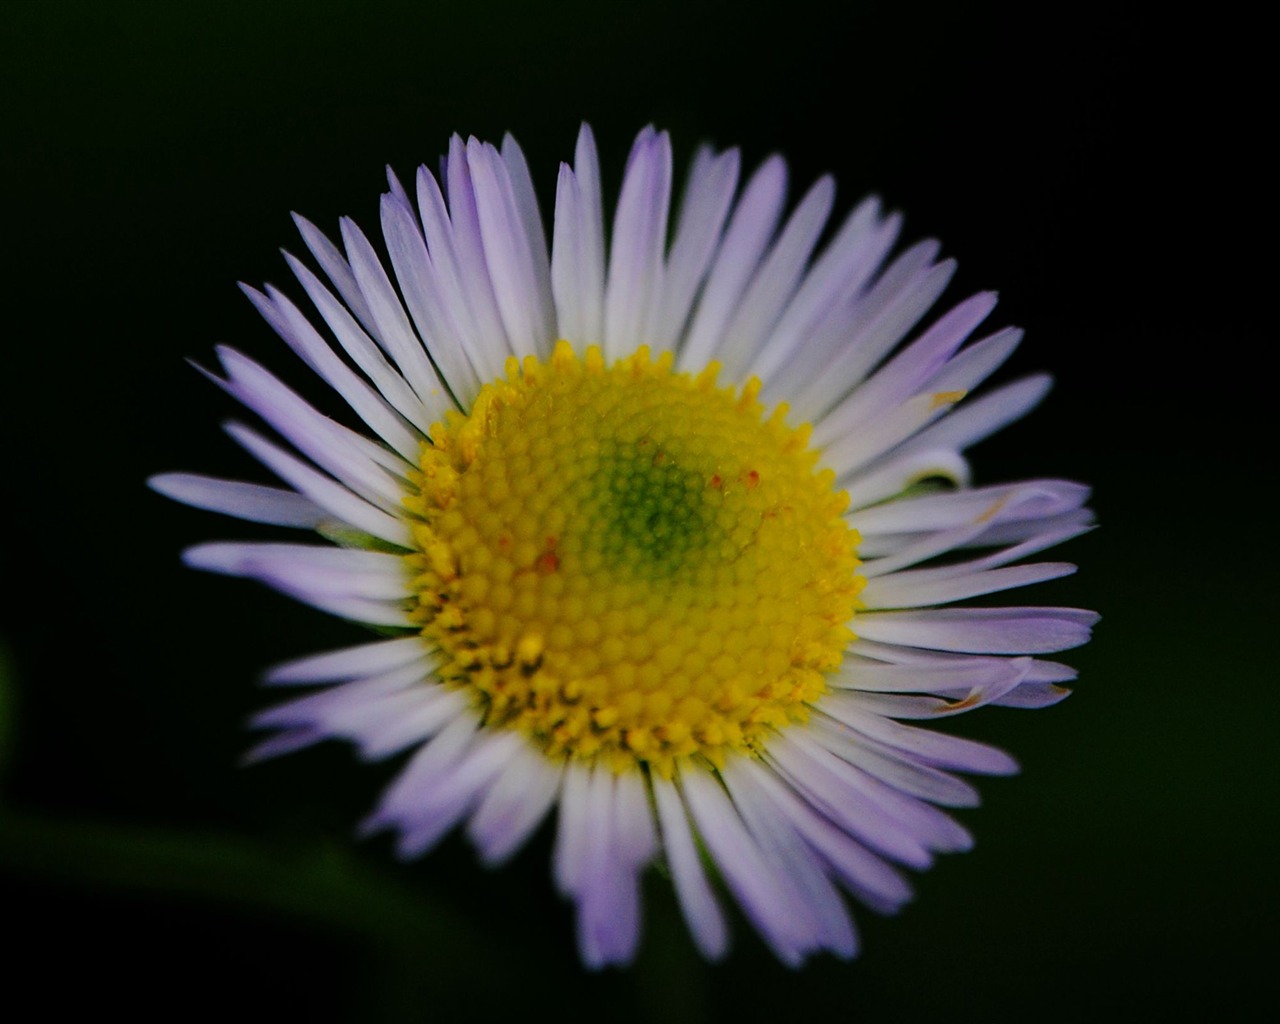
[[150, 124, 1097, 968]]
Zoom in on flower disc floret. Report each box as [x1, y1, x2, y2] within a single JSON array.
[[404, 341, 863, 776]]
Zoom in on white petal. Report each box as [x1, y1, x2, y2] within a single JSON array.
[[252, 662, 443, 734], [994, 682, 1074, 708], [614, 770, 658, 867], [553, 761, 593, 896], [384, 164, 412, 210], [183, 542, 411, 626], [572, 125, 607, 343], [241, 728, 326, 763], [501, 132, 556, 335], [828, 654, 1028, 696], [552, 164, 589, 344], [829, 389, 966, 484], [955, 507, 1095, 550], [575, 770, 646, 968], [992, 657, 1077, 708], [1024, 659, 1078, 683], [780, 731, 972, 854], [250, 677, 406, 734], [397, 729, 526, 857], [652, 774, 729, 960], [825, 240, 951, 377], [857, 484, 1088, 579], [446, 135, 521, 365], [361, 712, 479, 851], [921, 325, 1024, 395], [355, 686, 471, 760], [845, 689, 996, 722]]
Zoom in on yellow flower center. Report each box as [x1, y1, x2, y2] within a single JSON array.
[[404, 341, 862, 776]]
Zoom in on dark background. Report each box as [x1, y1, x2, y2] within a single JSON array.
[[1, 2, 1273, 1020]]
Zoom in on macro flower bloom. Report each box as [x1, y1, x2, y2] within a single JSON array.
[[151, 124, 1096, 967]]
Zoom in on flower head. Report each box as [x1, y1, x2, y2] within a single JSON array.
[[151, 124, 1097, 967]]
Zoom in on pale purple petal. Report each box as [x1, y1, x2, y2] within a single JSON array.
[[739, 756, 913, 915], [240, 283, 421, 461], [291, 212, 375, 330], [861, 561, 1077, 609], [856, 607, 1100, 654], [283, 253, 434, 434], [468, 138, 556, 356], [882, 374, 1053, 463], [444, 135, 516, 362], [680, 767, 810, 967], [751, 197, 901, 386], [339, 216, 454, 421], [723, 759, 858, 958], [716, 175, 836, 381], [223, 422, 411, 547], [148, 473, 327, 528], [214, 346, 408, 511], [264, 636, 427, 685], [843, 447, 972, 510], [467, 742, 563, 865], [811, 291, 998, 448], [379, 193, 484, 403], [679, 155, 787, 371], [604, 127, 672, 361], [651, 146, 740, 352]]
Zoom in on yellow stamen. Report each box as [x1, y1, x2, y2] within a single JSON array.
[[403, 341, 863, 777], [930, 389, 968, 410]]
